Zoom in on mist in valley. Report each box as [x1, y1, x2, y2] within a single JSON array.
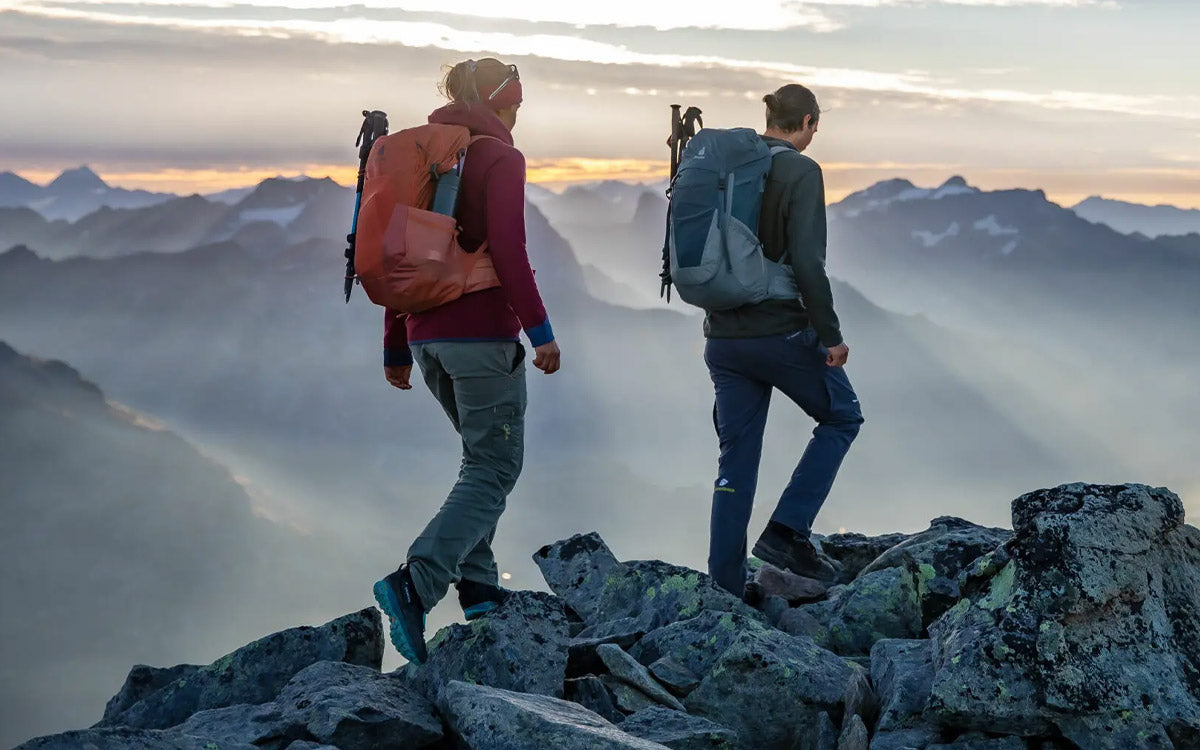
[[1, 173, 1197, 746]]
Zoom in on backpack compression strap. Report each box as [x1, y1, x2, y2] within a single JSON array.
[[660, 105, 703, 301]]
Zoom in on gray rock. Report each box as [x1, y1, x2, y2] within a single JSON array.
[[620, 707, 738, 750], [868, 727, 944, 750], [100, 608, 383, 730], [275, 661, 443, 749], [632, 610, 770, 677], [577, 617, 647, 642], [285, 744, 339, 750], [862, 517, 1010, 581], [777, 599, 835, 648], [15, 728, 256, 749], [872, 639, 935, 732], [603, 675, 662, 714], [534, 532, 625, 622], [175, 703, 301, 750], [647, 657, 701, 697], [101, 665, 200, 724], [927, 736, 1026, 750], [565, 676, 625, 724], [569, 620, 646, 677], [927, 484, 1200, 746], [752, 563, 828, 603], [415, 590, 570, 699], [837, 713, 869, 750], [594, 559, 766, 630], [825, 563, 923, 655], [760, 595, 791, 626], [817, 531, 913, 583], [860, 517, 1011, 623], [816, 712, 840, 750], [597, 643, 686, 711], [683, 628, 871, 750], [439, 680, 670, 749]]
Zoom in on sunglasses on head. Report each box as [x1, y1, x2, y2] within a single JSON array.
[[488, 64, 520, 101]]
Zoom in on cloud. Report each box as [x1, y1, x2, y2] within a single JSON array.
[[5, 2, 1179, 119]]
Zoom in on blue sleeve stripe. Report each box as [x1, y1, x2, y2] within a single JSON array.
[[525, 320, 555, 348]]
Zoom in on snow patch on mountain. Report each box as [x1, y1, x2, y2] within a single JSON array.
[[973, 215, 1020, 237], [913, 222, 960, 248]]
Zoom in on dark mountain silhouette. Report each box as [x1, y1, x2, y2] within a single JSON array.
[[1073, 195, 1200, 237], [0, 170, 43, 205], [0, 177, 354, 258], [0, 166, 175, 222], [0, 341, 318, 748]]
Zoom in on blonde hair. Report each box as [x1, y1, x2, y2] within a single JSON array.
[[440, 58, 513, 103]]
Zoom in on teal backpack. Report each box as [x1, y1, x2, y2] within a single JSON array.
[[661, 125, 798, 311]]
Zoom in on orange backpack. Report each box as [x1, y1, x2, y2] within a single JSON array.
[[353, 123, 501, 313]]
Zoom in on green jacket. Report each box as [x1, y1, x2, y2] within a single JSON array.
[[703, 135, 843, 347]]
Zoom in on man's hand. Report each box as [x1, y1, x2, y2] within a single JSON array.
[[384, 365, 413, 390], [826, 342, 849, 368], [532, 341, 561, 374]]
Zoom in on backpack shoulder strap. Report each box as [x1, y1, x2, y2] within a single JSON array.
[[769, 144, 794, 156]]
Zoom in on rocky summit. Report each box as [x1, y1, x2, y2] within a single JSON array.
[[17, 483, 1200, 750]]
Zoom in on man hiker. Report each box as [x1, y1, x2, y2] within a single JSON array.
[[703, 84, 864, 597], [373, 58, 561, 664]]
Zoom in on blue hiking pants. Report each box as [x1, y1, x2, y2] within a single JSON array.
[[704, 328, 864, 596]]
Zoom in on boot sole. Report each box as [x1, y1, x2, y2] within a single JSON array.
[[373, 579, 426, 664]]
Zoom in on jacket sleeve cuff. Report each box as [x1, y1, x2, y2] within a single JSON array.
[[524, 319, 555, 348], [819, 332, 844, 349], [384, 348, 413, 367]]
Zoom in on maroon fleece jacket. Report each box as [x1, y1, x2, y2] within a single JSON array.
[[383, 103, 553, 367]]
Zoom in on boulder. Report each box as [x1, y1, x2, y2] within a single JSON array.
[[536, 534, 762, 630], [872, 639, 935, 732], [15, 728, 256, 749], [535, 533, 625, 621], [596, 643, 686, 711], [569, 620, 646, 677], [174, 704, 300, 750], [565, 676, 625, 724], [818, 531, 913, 583], [603, 676, 662, 714], [632, 611, 769, 677], [619, 707, 738, 750], [837, 713, 869, 750], [439, 680, 670, 749], [683, 628, 871, 750], [816, 712, 840, 750], [751, 563, 828, 603], [868, 727, 944, 750], [826, 564, 924, 655], [274, 661, 443, 749], [778, 598, 836, 648], [647, 657, 701, 697], [101, 665, 201, 724], [860, 517, 1011, 623], [99, 609, 382, 730], [927, 484, 1200, 747], [927, 736, 1026, 750], [414, 590, 570, 699]]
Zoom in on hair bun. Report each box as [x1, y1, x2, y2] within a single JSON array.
[[763, 93, 779, 111]]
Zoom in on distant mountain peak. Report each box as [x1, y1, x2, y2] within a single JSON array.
[[48, 165, 109, 193], [940, 176, 970, 189]]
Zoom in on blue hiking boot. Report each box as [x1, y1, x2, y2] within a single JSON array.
[[373, 565, 428, 664], [456, 578, 510, 621]]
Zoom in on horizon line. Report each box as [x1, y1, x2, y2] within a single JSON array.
[[7, 162, 1200, 212]]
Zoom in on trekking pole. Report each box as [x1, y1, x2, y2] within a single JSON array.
[[660, 104, 702, 301], [344, 109, 389, 303]]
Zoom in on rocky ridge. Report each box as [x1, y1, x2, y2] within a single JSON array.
[[17, 483, 1200, 750]]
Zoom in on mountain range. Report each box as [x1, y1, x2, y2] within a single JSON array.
[[1072, 195, 1200, 238], [2, 166, 1197, 745]]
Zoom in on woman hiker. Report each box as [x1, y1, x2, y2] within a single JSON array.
[[373, 58, 561, 664]]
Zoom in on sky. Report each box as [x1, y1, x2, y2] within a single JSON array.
[[1, 0, 1198, 206]]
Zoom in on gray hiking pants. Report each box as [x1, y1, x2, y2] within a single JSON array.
[[406, 341, 527, 611]]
